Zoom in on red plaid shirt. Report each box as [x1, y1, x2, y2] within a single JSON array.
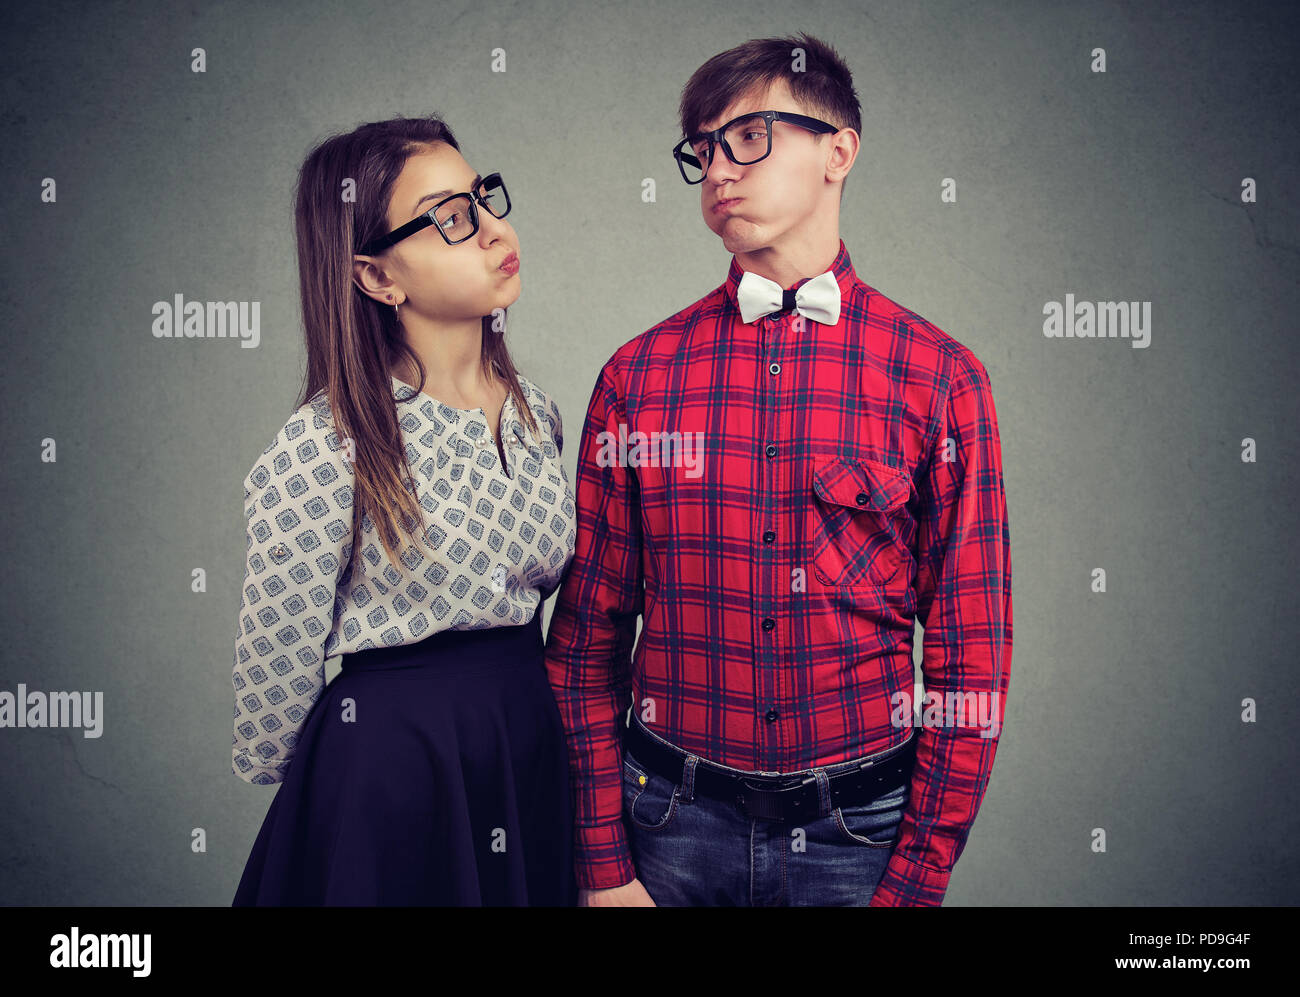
[[543, 239, 1013, 904]]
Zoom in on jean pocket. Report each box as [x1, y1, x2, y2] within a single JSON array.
[[831, 781, 908, 848], [621, 749, 680, 832], [810, 455, 915, 587]]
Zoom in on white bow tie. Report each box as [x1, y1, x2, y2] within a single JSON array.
[[736, 269, 841, 326]]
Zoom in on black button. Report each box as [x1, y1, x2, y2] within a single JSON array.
[[761, 618, 775, 631], [765, 709, 779, 722], [762, 530, 775, 543], [764, 444, 777, 458], [855, 492, 868, 506], [769, 362, 781, 375]]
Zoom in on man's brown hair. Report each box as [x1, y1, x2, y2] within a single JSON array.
[[679, 32, 862, 144]]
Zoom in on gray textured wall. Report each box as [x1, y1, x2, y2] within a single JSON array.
[[1, 0, 1296, 905]]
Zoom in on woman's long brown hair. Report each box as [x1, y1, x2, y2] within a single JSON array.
[[290, 114, 540, 579]]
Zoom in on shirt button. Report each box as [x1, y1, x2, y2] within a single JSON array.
[[765, 709, 779, 722], [761, 618, 775, 631], [764, 444, 777, 458], [768, 362, 781, 375], [855, 492, 868, 506], [475, 436, 492, 448], [270, 544, 288, 558], [762, 530, 775, 543]]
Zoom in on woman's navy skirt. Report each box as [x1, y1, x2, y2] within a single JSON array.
[[232, 611, 577, 906]]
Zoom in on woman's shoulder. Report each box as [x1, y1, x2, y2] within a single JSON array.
[[243, 390, 355, 496], [513, 372, 563, 442]]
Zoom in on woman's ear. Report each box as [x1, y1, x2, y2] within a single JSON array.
[[351, 257, 403, 306]]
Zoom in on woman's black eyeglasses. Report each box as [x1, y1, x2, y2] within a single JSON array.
[[358, 172, 511, 254], [672, 111, 839, 184]]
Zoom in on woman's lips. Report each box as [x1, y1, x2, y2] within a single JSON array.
[[498, 252, 519, 274], [712, 197, 742, 215]]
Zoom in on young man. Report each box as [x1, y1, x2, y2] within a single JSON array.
[[543, 33, 1012, 906]]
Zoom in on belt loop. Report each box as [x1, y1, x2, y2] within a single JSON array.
[[813, 768, 832, 817], [681, 755, 698, 802]]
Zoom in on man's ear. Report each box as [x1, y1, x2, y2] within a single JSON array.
[[825, 128, 859, 184]]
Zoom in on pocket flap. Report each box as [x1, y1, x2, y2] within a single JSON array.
[[813, 457, 911, 513]]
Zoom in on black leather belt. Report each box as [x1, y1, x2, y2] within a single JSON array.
[[622, 717, 916, 822]]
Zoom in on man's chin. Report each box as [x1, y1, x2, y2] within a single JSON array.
[[716, 221, 765, 255]]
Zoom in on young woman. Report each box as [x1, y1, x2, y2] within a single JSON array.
[[230, 115, 578, 906]]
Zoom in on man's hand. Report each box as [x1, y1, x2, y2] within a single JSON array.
[[579, 878, 657, 906]]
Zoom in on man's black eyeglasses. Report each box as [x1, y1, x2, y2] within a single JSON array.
[[672, 111, 840, 184], [358, 172, 511, 254]]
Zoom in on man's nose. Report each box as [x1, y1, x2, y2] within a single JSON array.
[[704, 145, 740, 185]]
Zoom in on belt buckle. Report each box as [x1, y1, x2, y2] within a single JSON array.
[[736, 774, 813, 822]]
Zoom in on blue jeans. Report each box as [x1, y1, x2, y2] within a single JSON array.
[[621, 719, 909, 906]]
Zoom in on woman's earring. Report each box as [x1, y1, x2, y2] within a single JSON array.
[[389, 295, 399, 322]]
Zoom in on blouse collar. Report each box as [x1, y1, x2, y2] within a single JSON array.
[[390, 374, 530, 449]]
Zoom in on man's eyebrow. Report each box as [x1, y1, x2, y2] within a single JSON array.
[[412, 173, 481, 215], [691, 109, 764, 139]]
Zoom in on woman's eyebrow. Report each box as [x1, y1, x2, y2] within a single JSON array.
[[412, 174, 482, 214]]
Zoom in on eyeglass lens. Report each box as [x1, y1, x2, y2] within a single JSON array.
[[476, 175, 509, 217], [431, 176, 509, 243], [682, 114, 771, 181]]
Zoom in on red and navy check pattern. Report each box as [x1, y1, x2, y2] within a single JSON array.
[[542, 240, 1013, 904]]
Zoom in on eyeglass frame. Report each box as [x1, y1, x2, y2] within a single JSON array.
[[672, 110, 841, 184], [357, 172, 511, 255]]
